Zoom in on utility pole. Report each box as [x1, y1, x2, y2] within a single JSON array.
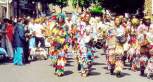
[[17, 0, 19, 18], [6, 0, 9, 18], [60, 0, 63, 13]]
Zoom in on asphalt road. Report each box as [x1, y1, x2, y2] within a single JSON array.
[[0, 49, 152, 82]]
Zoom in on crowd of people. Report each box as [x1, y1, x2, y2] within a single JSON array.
[[0, 10, 153, 79]]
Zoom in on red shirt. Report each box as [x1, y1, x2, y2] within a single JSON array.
[[6, 24, 14, 42]]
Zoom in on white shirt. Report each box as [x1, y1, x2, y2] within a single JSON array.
[[116, 26, 125, 37], [33, 23, 44, 37], [28, 22, 35, 35], [84, 34, 91, 43]]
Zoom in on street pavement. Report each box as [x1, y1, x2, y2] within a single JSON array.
[[0, 49, 152, 82]]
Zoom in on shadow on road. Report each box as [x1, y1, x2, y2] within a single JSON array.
[[118, 72, 131, 78], [89, 71, 101, 76], [67, 60, 74, 63], [103, 67, 131, 77], [94, 56, 99, 58], [64, 70, 73, 76], [105, 72, 131, 78], [103, 67, 108, 70], [101, 53, 106, 55], [93, 62, 106, 66], [0, 58, 12, 65], [0, 62, 9, 65], [66, 58, 74, 60], [90, 68, 96, 71], [123, 67, 130, 70], [65, 63, 74, 67]]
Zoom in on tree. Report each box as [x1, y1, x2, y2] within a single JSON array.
[[33, 0, 68, 13], [89, 4, 104, 16], [71, 0, 91, 11], [101, 0, 144, 15], [71, 0, 103, 12], [49, 0, 68, 13]]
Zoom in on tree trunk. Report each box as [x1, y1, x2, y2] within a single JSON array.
[[81, 6, 84, 12], [17, 0, 19, 18], [60, 6, 63, 13]]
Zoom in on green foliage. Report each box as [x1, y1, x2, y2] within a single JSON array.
[[47, 0, 68, 7], [102, 0, 144, 14], [56, 0, 68, 7], [89, 5, 103, 15], [71, 0, 90, 8], [79, 0, 85, 7], [71, 0, 77, 8]]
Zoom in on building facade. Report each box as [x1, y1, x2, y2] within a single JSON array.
[[144, 0, 152, 16], [0, 0, 13, 19]]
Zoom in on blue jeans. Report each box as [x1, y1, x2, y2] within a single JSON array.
[[13, 47, 23, 65], [29, 37, 36, 49]]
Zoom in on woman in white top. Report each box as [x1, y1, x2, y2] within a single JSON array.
[[33, 18, 45, 48]]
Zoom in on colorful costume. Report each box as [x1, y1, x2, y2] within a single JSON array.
[[55, 57, 66, 76]]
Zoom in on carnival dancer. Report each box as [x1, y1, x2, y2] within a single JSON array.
[[106, 29, 116, 75], [139, 53, 148, 76], [137, 16, 152, 76], [80, 57, 90, 77], [96, 27, 107, 49], [114, 56, 124, 77], [145, 21, 153, 79], [106, 16, 120, 74], [55, 56, 66, 77], [138, 33, 149, 76], [138, 34, 149, 76], [75, 53, 82, 72], [137, 16, 152, 58], [49, 48, 58, 67], [80, 46, 92, 77], [145, 55, 153, 79], [87, 38, 96, 63], [108, 52, 116, 75], [115, 18, 126, 45], [70, 24, 78, 50], [113, 39, 124, 77], [127, 18, 140, 71]]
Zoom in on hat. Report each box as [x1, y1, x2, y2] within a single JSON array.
[[35, 18, 41, 23], [131, 18, 140, 27], [144, 16, 151, 20]]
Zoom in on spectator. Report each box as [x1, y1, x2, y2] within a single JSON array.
[[13, 18, 25, 65], [33, 18, 45, 48], [5, 20, 14, 59]]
